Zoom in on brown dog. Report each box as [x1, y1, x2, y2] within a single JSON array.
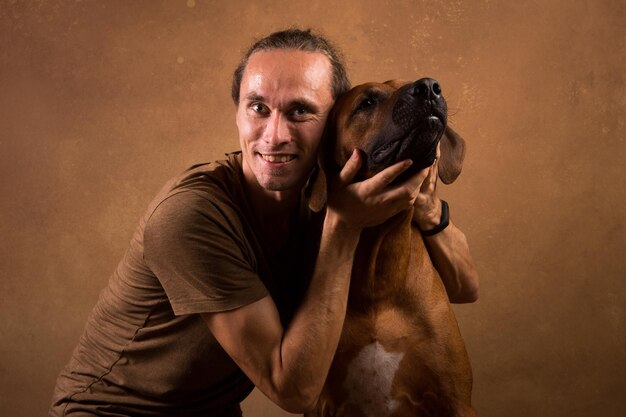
[[307, 78, 475, 417]]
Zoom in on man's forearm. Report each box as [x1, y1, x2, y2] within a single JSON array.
[[274, 211, 360, 410], [423, 220, 479, 303]]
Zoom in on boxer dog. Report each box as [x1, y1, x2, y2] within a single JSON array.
[[306, 78, 475, 417]]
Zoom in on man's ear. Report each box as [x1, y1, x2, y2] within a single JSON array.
[[438, 125, 466, 184], [306, 165, 327, 212]]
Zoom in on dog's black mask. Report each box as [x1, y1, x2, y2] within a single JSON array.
[[363, 78, 447, 180]]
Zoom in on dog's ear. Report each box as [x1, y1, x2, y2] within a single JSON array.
[[438, 125, 466, 184], [306, 165, 327, 212], [307, 104, 341, 212]]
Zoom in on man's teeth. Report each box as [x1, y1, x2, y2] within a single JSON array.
[[261, 154, 294, 163]]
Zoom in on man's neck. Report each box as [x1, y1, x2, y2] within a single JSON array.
[[243, 177, 303, 254], [246, 183, 300, 219]]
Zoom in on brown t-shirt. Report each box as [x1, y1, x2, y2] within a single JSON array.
[[50, 153, 321, 417]]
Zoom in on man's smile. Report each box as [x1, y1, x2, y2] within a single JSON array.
[[259, 153, 296, 163]]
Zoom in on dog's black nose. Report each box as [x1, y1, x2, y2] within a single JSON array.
[[412, 78, 442, 99]]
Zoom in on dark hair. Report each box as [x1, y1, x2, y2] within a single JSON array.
[[231, 28, 350, 104]]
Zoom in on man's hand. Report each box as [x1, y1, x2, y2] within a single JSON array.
[[413, 144, 444, 230], [326, 149, 431, 234]]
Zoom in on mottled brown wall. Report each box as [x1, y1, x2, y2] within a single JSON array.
[[1, 1, 624, 416]]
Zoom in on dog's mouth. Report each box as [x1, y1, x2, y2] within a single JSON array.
[[368, 115, 444, 176]]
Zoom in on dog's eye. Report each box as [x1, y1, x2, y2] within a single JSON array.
[[355, 97, 377, 112]]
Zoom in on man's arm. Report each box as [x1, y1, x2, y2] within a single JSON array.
[[412, 157, 480, 304], [422, 217, 480, 303], [202, 151, 428, 413], [202, 213, 357, 413]]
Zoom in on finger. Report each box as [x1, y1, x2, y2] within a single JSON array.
[[431, 142, 441, 188], [376, 184, 421, 214], [431, 153, 440, 185], [421, 159, 438, 193], [337, 149, 363, 186], [426, 143, 441, 181], [408, 166, 431, 192], [366, 159, 413, 192], [379, 166, 429, 203]]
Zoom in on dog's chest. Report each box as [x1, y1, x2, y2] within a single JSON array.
[[334, 307, 417, 416], [343, 340, 404, 416]]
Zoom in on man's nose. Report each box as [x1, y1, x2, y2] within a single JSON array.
[[264, 113, 292, 145]]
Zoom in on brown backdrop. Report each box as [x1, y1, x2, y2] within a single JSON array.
[[1, 1, 624, 416]]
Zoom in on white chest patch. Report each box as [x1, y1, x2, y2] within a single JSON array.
[[343, 341, 405, 416]]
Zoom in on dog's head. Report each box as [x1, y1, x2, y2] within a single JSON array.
[[309, 78, 465, 211]]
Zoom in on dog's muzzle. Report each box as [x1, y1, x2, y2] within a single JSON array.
[[367, 78, 448, 177]]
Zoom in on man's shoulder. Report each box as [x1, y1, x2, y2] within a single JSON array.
[[174, 151, 243, 194], [143, 152, 248, 227], [160, 151, 242, 199]]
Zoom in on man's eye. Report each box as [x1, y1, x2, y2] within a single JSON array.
[[289, 107, 311, 120], [251, 103, 269, 114], [356, 97, 377, 112]]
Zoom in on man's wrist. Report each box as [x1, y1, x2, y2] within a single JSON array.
[[322, 209, 361, 251], [414, 198, 442, 230], [418, 200, 450, 237]]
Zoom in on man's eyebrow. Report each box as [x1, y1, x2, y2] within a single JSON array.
[[243, 92, 265, 102], [243, 94, 321, 112], [289, 98, 321, 112]]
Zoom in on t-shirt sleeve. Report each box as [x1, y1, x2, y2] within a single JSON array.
[[143, 190, 269, 315]]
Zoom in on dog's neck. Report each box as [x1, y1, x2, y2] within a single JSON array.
[[347, 208, 433, 309]]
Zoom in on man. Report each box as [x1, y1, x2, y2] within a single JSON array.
[[50, 29, 478, 417]]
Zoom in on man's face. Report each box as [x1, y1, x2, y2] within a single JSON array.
[[236, 49, 335, 194]]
